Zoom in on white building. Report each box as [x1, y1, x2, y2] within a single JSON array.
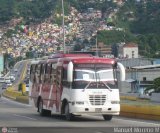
[[0, 54, 4, 75], [123, 43, 138, 58]]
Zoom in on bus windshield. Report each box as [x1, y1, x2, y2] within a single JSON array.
[[72, 64, 118, 89]]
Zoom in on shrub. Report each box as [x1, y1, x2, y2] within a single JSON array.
[[153, 77, 160, 93], [18, 83, 23, 91]]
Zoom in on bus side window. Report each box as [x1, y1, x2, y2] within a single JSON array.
[[31, 65, 36, 84], [56, 67, 62, 87], [62, 68, 69, 88], [30, 65, 33, 82], [40, 64, 45, 84], [44, 64, 48, 83], [44, 63, 51, 83], [47, 64, 51, 84], [50, 64, 56, 84], [35, 64, 39, 83], [51, 63, 56, 84]]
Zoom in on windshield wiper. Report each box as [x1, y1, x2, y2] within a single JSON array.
[[82, 81, 92, 92], [102, 81, 112, 92]]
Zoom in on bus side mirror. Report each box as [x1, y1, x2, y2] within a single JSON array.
[[117, 62, 125, 81], [67, 61, 73, 82]]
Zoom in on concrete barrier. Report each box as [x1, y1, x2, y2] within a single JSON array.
[[120, 93, 139, 100], [3, 88, 22, 99], [151, 93, 160, 103], [120, 104, 160, 121], [3, 88, 28, 104], [16, 96, 29, 104]]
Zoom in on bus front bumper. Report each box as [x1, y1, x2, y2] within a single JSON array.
[[70, 104, 120, 115]]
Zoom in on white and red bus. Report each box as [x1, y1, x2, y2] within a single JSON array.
[[29, 53, 125, 121]]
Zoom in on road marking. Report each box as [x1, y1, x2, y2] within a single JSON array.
[[0, 100, 7, 104], [84, 115, 160, 126], [13, 114, 37, 121], [114, 118, 160, 126]]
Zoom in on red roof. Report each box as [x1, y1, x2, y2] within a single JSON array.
[[123, 43, 138, 48]]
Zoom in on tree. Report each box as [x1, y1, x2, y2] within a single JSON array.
[[0, 0, 15, 23], [73, 44, 82, 51], [153, 77, 160, 93], [111, 44, 118, 58]]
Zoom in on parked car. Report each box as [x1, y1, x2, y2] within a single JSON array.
[[5, 77, 11, 83], [7, 82, 12, 86], [2, 83, 7, 90], [14, 68, 18, 72], [0, 77, 5, 83], [26, 84, 29, 92], [9, 75, 16, 82]]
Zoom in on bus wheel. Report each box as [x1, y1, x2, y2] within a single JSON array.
[[102, 115, 113, 121], [64, 103, 74, 121], [38, 99, 45, 116]]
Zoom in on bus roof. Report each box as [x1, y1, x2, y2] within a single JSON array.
[[48, 53, 92, 59], [70, 57, 115, 64], [30, 60, 41, 64], [48, 54, 116, 65]]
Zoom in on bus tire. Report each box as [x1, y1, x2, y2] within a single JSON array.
[[38, 99, 45, 116], [103, 115, 113, 121], [64, 102, 74, 121]]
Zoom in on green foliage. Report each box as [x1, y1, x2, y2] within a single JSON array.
[[18, 83, 23, 91], [0, 0, 58, 23], [0, 0, 15, 23], [115, 0, 160, 58], [26, 52, 34, 59], [74, 43, 82, 51], [97, 30, 135, 45], [153, 77, 160, 93], [135, 34, 160, 58], [130, 1, 160, 34]]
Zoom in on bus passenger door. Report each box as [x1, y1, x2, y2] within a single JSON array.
[[55, 67, 62, 112]]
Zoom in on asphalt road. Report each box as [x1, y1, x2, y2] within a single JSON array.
[[13, 60, 27, 86], [0, 97, 160, 133]]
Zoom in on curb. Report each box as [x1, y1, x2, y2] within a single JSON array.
[[3, 89, 22, 99], [16, 96, 29, 104], [120, 103, 160, 121], [3, 89, 29, 104]]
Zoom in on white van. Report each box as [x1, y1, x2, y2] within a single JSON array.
[[0, 77, 5, 83], [9, 75, 16, 82]]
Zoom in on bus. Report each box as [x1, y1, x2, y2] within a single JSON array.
[[29, 53, 125, 121]]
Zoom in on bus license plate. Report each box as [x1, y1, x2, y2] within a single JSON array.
[[95, 108, 102, 112]]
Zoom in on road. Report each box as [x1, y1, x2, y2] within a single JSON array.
[[12, 60, 28, 86], [0, 97, 160, 133], [0, 60, 28, 91]]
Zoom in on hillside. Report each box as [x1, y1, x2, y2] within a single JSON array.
[[102, 0, 160, 58], [0, 0, 160, 58], [0, 0, 58, 24]]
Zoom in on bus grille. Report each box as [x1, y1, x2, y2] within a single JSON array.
[[89, 95, 106, 105]]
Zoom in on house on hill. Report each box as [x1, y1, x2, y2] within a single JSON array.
[[119, 42, 139, 59]]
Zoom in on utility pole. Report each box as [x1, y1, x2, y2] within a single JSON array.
[[62, 0, 66, 53], [96, 35, 98, 56]]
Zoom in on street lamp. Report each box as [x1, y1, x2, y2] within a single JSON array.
[[62, 0, 66, 53], [95, 35, 98, 56], [92, 31, 98, 56]]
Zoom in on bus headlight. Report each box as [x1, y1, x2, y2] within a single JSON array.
[[111, 101, 120, 104]]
